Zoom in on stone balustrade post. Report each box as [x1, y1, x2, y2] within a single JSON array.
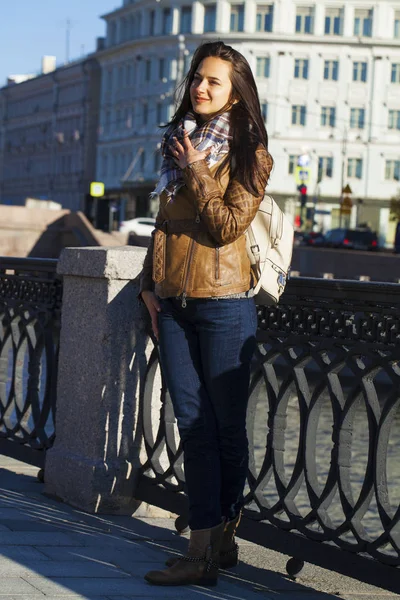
[[45, 246, 152, 514]]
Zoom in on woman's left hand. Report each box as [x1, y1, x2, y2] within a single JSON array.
[[170, 129, 212, 169]]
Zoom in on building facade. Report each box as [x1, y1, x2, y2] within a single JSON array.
[[0, 58, 101, 212], [96, 0, 400, 243]]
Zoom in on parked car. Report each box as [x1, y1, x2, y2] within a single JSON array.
[[119, 217, 155, 236], [322, 228, 378, 251], [302, 231, 325, 247]]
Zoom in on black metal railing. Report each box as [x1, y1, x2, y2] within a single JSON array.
[[0, 257, 62, 467], [136, 277, 400, 591]]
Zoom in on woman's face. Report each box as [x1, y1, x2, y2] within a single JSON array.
[[190, 57, 234, 120]]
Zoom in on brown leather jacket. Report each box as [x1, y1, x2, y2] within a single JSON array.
[[139, 146, 273, 301]]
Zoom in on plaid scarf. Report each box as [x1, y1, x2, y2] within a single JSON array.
[[152, 111, 232, 200]]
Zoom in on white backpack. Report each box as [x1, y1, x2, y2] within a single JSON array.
[[245, 194, 294, 305]]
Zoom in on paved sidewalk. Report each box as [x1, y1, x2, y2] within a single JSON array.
[[0, 456, 398, 600]]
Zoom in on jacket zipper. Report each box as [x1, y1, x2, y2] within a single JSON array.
[[215, 246, 220, 280], [181, 213, 200, 308]]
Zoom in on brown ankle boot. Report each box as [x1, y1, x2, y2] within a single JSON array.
[[165, 512, 241, 570], [145, 521, 225, 586]]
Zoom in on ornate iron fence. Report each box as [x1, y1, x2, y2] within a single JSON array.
[[137, 277, 400, 592], [0, 257, 62, 468]]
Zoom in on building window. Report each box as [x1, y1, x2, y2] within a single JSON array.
[[157, 102, 168, 125], [256, 57, 271, 78], [388, 109, 400, 130], [395, 11, 400, 38], [204, 4, 217, 32], [230, 5, 245, 32], [321, 106, 336, 127], [385, 160, 400, 181], [353, 61, 367, 82], [391, 63, 400, 83], [143, 103, 148, 126], [159, 58, 167, 80], [318, 156, 333, 178], [292, 105, 306, 126], [256, 4, 274, 32], [145, 59, 151, 82], [288, 155, 297, 174], [105, 110, 111, 134], [325, 7, 343, 35], [180, 6, 192, 33], [261, 102, 268, 121], [162, 8, 173, 34], [350, 108, 365, 129], [354, 9, 373, 37], [294, 58, 309, 79], [149, 9, 155, 35], [347, 158, 363, 179], [102, 154, 108, 177], [324, 60, 339, 81], [295, 6, 314, 34]]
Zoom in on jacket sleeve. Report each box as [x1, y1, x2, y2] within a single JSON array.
[[138, 208, 164, 297], [182, 148, 273, 246]]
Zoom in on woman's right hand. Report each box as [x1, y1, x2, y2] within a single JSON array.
[[141, 291, 161, 341]]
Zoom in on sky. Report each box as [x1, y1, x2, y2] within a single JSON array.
[[0, 0, 119, 86]]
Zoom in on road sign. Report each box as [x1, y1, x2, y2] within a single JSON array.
[[340, 184, 352, 215], [295, 166, 311, 185], [90, 182, 105, 198]]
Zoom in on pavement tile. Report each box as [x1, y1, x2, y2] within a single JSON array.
[[35, 542, 172, 564], [27, 577, 273, 599], [0, 559, 130, 578], [0, 578, 43, 595], [0, 532, 85, 546], [0, 519, 64, 532], [0, 546, 51, 561]]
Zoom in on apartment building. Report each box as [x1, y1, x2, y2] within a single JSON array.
[[96, 0, 400, 242], [0, 57, 101, 211]]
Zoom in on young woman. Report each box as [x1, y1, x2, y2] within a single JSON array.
[[139, 41, 273, 587]]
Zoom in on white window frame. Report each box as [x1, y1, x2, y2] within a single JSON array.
[[256, 56, 271, 78], [321, 106, 336, 127], [350, 107, 366, 129], [325, 7, 343, 35], [347, 158, 363, 179], [288, 154, 297, 174], [292, 105, 307, 126], [353, 61, 367, 82], [318, 156, 334, 178], [354, 8, 373, 37], [294, 58, 309, 79], [391, 63, 400, 84], [256, 4, 274, 32], [295, 6, 314, 34], [324, 60, 339, 81], [230, 4, 245, 32], [388, 109, 400, 130], [385, 159, 400, 180]]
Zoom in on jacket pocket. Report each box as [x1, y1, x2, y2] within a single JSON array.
[[152, 229, 166, 283]]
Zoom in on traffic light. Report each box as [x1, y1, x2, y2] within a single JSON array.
[[298, 184, 308, 207]]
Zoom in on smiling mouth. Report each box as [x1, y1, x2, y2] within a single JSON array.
[[194, 97, 209, 103]]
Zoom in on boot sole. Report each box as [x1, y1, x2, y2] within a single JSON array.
[[165, 556, 238, 569]]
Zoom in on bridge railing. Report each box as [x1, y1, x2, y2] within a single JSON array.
[[0, 257, 62, 467], [1, 249, 399, 591], [136, 276, 400, 589]]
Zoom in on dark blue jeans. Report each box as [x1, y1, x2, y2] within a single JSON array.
[[158, 297, 257, 530]]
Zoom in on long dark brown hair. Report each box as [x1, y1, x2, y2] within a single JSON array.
[[165, 41, 272, 196]]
